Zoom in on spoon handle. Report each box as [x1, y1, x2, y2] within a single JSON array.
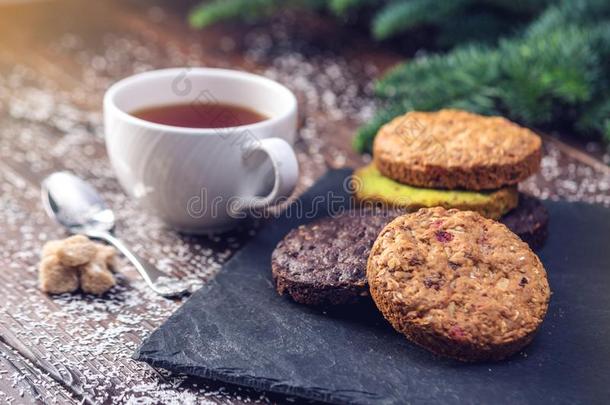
[[86, 230, 189, 298]]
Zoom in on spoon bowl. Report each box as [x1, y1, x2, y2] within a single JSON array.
[[41, 171, 190, 298], [42, 172, 115, 233]]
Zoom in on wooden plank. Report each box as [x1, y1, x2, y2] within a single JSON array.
[[0, 338, 70, 404]]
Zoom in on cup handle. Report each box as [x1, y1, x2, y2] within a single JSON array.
[[233, 137, 299, 212]]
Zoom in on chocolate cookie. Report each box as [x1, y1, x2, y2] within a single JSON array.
[[501, 194, 549, 250], [272, 211, 394, 306], [367, 207, 551, 362], [373, 109, 542, 190], [353, 163, 518, 219]]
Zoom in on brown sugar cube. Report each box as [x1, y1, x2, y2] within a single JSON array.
[[39, 255, 79, 294], [56, 235, 98, 267], [94, 244, 117, 270], [80, 261, 116, 295], [41, 240, 63, 258]]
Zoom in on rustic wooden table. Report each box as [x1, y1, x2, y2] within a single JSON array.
[[0, 1, 608, 403]]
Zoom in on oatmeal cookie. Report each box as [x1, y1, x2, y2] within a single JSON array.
[[353, 163, 518, 219], [271, 211, 395, 306], [373, 109, 542, 190], [367, 207, 550, 361]]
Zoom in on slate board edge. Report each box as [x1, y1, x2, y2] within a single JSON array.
[[133, 283, 377, 404], [135, 352, 379, 405]]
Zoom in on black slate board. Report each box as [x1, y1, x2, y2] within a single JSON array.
[[135, 169, 610, 405]]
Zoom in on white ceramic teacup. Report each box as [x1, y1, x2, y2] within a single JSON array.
[[104, 68, 299, 233]]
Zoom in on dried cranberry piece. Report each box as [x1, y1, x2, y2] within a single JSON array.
[[449, 325, 466, 340], [435, 230, 453, 243], [477, 234, 488, 245], [423, 276, 443, 290]]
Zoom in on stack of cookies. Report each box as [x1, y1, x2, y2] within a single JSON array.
[[354, 109, 548, 248], [271, 109, 552, 362]]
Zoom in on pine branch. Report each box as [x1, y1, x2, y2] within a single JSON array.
[[436, 10, 523, 47], [329, 0, 381, 15], [479, 0, 552, 14], [527, 0, 610, 37], [189, 0, 280, 28], [371, 0, 472, 40], [497, 26, 600, 124], [189, 0, 327, 28], [376, 45, 501, 105]]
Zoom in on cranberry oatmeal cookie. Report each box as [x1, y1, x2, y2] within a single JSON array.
[[367, 207, 550, 361], [373, 109, 542, 190], [272, 211, 396, 306]]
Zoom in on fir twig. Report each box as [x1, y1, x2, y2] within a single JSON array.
[[372, 0, 471, 40], [329, 0, 381, 16], [189, 0, 280, 28]]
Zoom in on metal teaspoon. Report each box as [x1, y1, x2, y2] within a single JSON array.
[[41, 171, 189, 298]]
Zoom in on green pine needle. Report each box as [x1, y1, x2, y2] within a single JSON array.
[[376, 45, 501, 102], [480, 0, 552, 14], [527, 0, 610, 37], [329, 0, 380, 16], [435, 10, 523, 47], [497, 26, 600, 124], [372, 0, 470, 40], [189, 0, 280, 28]]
